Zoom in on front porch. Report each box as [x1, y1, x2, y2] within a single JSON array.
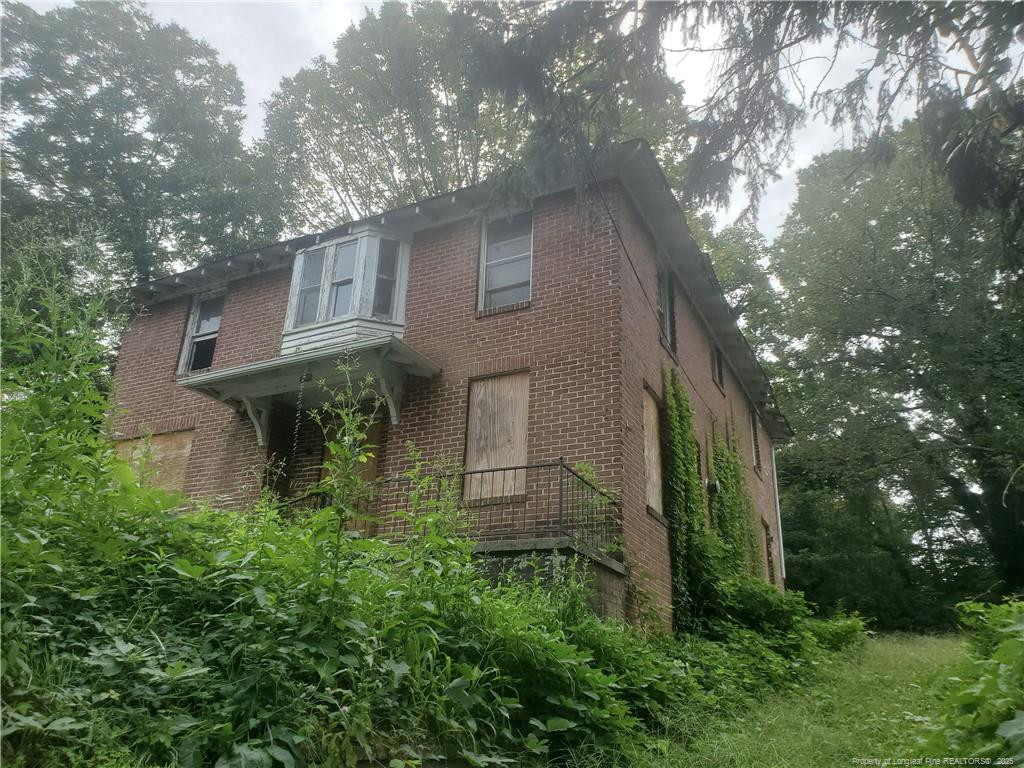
[[178, 336, 627, 614], [287, 460, 623, 567]]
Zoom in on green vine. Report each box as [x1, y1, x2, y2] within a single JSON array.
[[710, 436, 762, 578], [660, 368, 764, 634], [660, 368, 717, 633]]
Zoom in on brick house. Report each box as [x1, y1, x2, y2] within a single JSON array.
[[113, 140, 791, 621]]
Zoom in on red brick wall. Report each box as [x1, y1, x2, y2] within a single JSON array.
[[112, 180, 785, 623], [612, 188, 785, 620], [113, 267, 293, 508], [389, 189, 622, 486]]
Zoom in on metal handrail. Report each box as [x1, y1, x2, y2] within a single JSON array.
[[279, 460, 621, 551]]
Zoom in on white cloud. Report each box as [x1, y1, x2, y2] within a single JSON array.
[[143, 1, 375, 139]]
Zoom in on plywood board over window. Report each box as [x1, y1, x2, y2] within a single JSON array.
[[465, 372, 529, 499], [321, 418, 385, 484], [115, 430, 195, 492], [643, 390, 663, 515]]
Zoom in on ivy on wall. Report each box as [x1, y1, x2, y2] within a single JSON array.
[[660, 368, 764, 633], [711, 436, 763, 579]]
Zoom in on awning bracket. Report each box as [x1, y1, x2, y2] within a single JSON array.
[[240, 396, 272, 448]]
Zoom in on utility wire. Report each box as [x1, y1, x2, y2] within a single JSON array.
[[580, 146, 725, 419]]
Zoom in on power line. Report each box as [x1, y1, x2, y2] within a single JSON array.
[[581, 147, 724, 419]]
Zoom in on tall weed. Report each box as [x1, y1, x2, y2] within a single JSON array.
[[1, 239, 859, 767], [923, 601, 1024, 761]]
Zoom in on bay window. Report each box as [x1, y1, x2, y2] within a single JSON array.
[[329, 240, 357, 318], [287, 232, 408, 333]]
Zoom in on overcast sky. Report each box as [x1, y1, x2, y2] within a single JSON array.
[[24, 0, 889, 241]]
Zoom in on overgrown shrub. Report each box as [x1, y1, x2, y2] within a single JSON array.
[[0, 248, 863, 767], [956, 600, 1024, 658], [659, 367, 818, 655], [807, 612, 868, 651], [710, 577, 812, 653], [923, 601, 1024, 761]]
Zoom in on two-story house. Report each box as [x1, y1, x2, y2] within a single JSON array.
[[113, 140, 791, 621]]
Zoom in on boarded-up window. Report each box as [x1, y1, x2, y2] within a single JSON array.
[[115, 430, 195, 492], [464, 372, 529, 499], [643, 390, 663, 514], [320, 417, 385, 485]]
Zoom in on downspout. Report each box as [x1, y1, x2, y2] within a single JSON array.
[[771, 445, 786, 582]]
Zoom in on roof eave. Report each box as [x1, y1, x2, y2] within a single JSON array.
[[611, 142, 793, 440]]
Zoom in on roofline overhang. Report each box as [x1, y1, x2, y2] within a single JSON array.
[[609, 141, 793, 440], [143, 139, 791, 439]]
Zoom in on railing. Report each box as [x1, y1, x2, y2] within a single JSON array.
[[289, 460, 621, 554]]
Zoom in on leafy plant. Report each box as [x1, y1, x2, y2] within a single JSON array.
[[807, 613, 868, 652], [923, 601, 1024, 761], [1, 243, 863, 767], [660, 368, 718, 632]]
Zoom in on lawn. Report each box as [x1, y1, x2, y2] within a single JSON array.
[[653, 634, 968, 768]]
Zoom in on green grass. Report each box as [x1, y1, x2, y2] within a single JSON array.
[[651, 634, 969, 768]]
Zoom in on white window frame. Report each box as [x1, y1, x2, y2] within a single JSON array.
[[326, 238, 359, 321], [285, 231, 410, 331], [293, 244, 331, 328], [178, 291, 224, 374], [371, 237, 402, 321], [478, 211, 534, 311]]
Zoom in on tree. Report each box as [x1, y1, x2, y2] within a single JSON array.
[[1, 1, 283, 281], [768, 124, 1023, 593], [698, 136, 1010, 622], [459, 1, 1024, 252], [262, 1, 688, 232]]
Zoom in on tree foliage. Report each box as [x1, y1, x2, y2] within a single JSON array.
[[262, 2, 518, 231], [706, 123, 1021, 620], [462, 1, 1024, 248], [773, 124, 1023, 592], [264, 2, 689, 232], [1, 1, 283, 280]]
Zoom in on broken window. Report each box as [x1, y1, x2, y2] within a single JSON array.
[[183, 295, 223, 372]]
